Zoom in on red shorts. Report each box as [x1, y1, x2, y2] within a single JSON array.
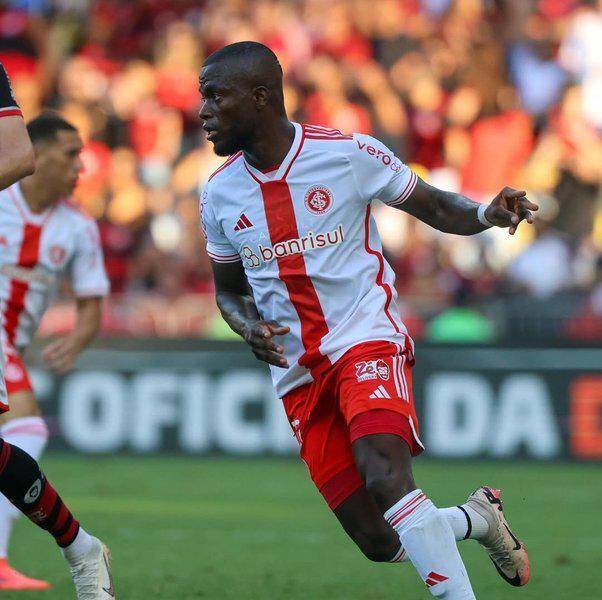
[[3, 347, 33, 397], [282, 340, 423, 511]]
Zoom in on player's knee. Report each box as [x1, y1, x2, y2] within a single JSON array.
[[365, 467, 415, 509]]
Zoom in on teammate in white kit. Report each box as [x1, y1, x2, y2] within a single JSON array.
[[200, 43, 537, 598], [0, 90, 115, 597]]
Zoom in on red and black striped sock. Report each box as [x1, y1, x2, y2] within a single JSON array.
[[0, 438, 79, 547]]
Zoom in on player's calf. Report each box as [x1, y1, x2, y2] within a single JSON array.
[[334, 486, 402, 563]]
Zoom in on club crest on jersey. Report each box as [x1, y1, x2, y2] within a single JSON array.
[[304, 185, 333, 215], [48, 245, 67, 265], [355, 359, 390, 382]]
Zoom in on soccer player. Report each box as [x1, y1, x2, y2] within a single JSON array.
[[199, 42, 537, 598], [0, 80, 115, 598]]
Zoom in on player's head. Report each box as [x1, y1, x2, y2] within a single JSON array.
[[26, 111, 83, 199], [199, 41, 286, 156]]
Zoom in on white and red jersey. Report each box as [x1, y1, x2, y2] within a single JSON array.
[[200, 123, 418, 397], [0, 183, 109, 354]]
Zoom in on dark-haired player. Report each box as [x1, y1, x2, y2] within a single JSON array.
[[199, 42, 536, 598], [0, 70, 115, 599]]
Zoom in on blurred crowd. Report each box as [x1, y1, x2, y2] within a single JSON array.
[[1, 0, 600, 341]]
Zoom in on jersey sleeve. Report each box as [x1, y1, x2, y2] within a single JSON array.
[[69, 220, 110, 297], [0, 64, 22, 118], [199, 186, 241, 263], [349, 134, 417, 206]]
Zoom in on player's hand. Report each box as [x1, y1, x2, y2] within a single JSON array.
[[242, 320, 290, 368], [42, 337, 82, 374], [485, 187, 539, 235]]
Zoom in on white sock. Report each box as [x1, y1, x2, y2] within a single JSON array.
[[389, 505, 490, 564], [439, 506, 489, 541], [0, 417, 49, 558], [61, 527, 96, 565], [385, 489, 475, 599]]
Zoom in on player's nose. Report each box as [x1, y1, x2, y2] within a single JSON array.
[[198, 100, 213, 122]]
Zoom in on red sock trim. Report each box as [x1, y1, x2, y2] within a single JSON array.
[[319, 464, 363, 510], [56, 519, 79, 548], [53, 502, 70, 532]]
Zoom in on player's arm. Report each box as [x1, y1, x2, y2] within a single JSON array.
[[44, 219, 109, 374], [399, 178, 538, 236], [42, 296, 103, 374], [211, 260, 289, 368], [0, 64, 34, 189]]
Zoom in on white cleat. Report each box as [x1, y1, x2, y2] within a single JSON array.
[[465, 486, 530, 587], [67, 537, 115, 599]]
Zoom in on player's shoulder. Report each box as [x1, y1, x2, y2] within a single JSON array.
[[0, 184, 23, 214], [205, 151, 244, 188], [302, 125, 389, 162], [57, 198, 96, 228]]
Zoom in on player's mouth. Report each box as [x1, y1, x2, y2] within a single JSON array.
[[203, 126, 219, 141]]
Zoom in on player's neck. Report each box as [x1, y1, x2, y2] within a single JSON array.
[[19, 176, 57, 213], [243, 118, 295, 172]]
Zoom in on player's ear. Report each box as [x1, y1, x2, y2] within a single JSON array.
[[253, 86, 269, 110]]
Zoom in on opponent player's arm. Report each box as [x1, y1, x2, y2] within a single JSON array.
[[42, 297, 103, 374], [211, 260, 289, 368], [0, 64, 34, 189], [399, 178, 538, 236]]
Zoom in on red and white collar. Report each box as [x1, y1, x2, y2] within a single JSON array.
[[243, 122, 304, 184]]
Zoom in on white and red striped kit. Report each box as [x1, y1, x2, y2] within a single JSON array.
[[201, 123, 418, 397], [0, 183, 109, 407]]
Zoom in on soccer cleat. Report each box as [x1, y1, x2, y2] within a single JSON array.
[[465, 486, 530, 587], [0, 558, 51, 590], [67, 538, 115, 599]]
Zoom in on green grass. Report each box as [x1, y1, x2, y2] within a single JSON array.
[[3, 456, 600, 599]]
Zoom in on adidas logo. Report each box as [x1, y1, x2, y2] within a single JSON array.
[[369, 385, 390, 399], [234, 213, 253, 231], [425, 571, 448, 588]]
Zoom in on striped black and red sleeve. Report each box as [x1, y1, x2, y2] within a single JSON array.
[[0, 63, 22, 119]]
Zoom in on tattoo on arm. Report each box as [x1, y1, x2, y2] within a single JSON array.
[[399, 177, 489, 236], [211, 260, 260, 337]]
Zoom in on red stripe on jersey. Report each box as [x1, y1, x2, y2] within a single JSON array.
[[3, 223, 42, 346], [207, 152, 242, 182], [0, 108, 22, 118], [305, 135, 353, 141], [364, 205, 401, 334], [304, 124, 346, 136], [259, 180, 331, 377]]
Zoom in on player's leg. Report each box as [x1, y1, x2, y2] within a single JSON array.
[[0, 350, 114, 599], [0, 353, 52, 588], [283, 378, 404, 563], [339, 342, 475, 598], [0, 436, 114, 598], [354, 432, 475, 598], [332, 483, 405, 563]]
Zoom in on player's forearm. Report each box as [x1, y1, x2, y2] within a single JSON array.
[[216, 291, 262, 337], [70, 298, 103, 352], [428, 189, 490, 235], [403, 179, 490, 236]]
